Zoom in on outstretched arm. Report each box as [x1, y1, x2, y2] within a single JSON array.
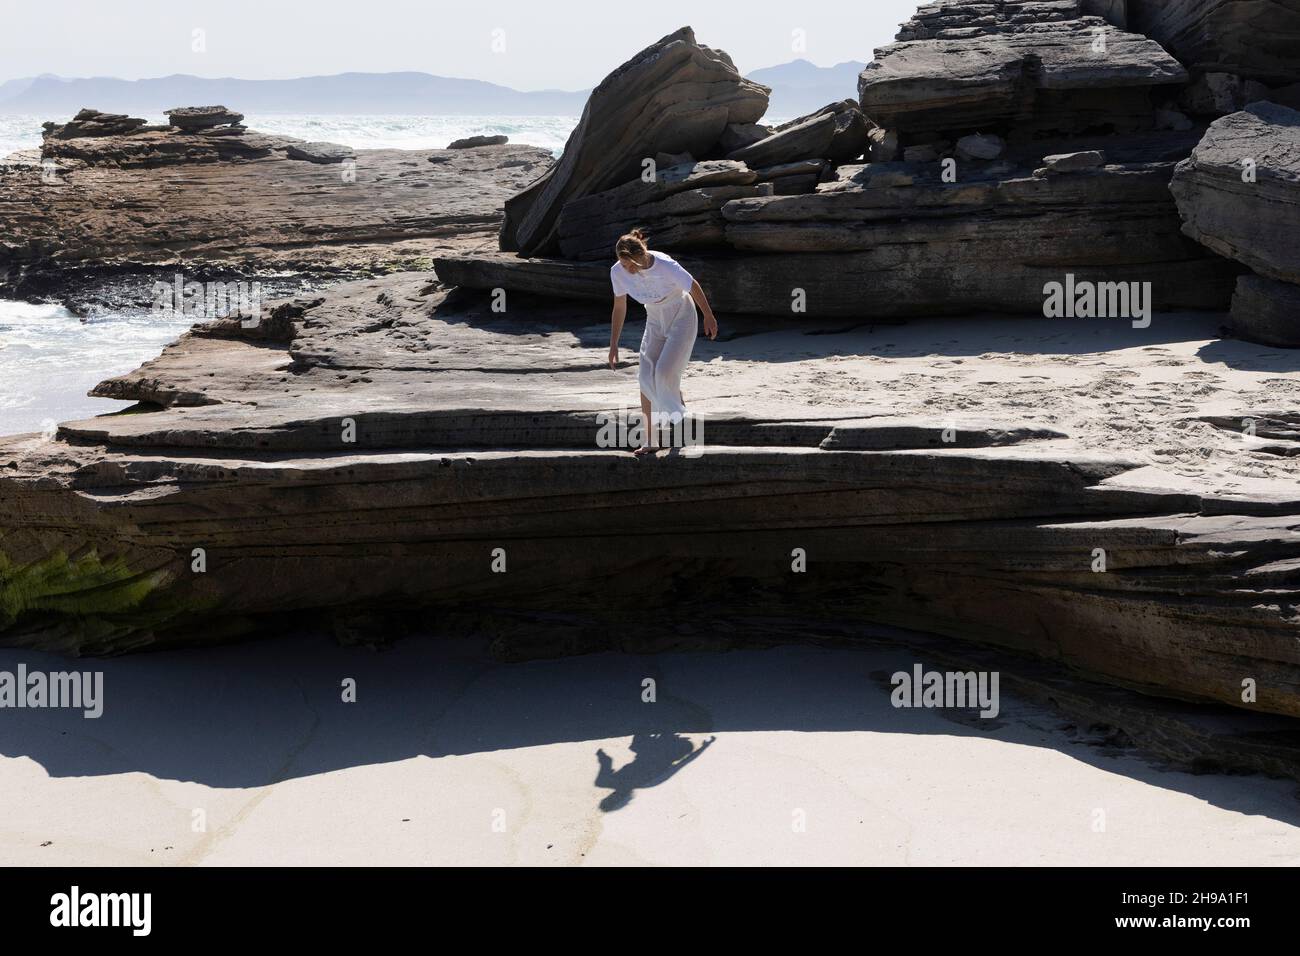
[[690, 280, 719, 340], [608, 295, 628, 368]]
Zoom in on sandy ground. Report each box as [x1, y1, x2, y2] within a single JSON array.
[[3, 634, 1298, 867], [663, 310, 1300, 494]]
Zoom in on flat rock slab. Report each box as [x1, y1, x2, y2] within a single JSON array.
[[0, 127, 555, 291]]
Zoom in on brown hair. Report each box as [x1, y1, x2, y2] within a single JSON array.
[[615, 228, 648, 261]]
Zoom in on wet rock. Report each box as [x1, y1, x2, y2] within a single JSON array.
[[448, 134, 509, 149], [283, 141, 355, 164]]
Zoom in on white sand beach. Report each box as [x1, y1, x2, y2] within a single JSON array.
[[3, 634, 1298, 867]]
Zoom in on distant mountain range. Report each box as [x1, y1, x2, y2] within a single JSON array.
[[0, 59, 867, 120], [748, 59, 868, 119]]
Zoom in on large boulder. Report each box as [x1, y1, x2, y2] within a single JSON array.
[[1130, 0, 1300, 85], [448, 134, 509, 149], [860, 1, 1188, 142], [1170, 101, 1300, 285], [499, 27, 769, 256]]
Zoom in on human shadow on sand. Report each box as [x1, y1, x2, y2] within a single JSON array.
[[594, 732, 716, 812], [2, 631, 1299, 829]]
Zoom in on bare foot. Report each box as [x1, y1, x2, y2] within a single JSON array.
[[632, 445, 658, 458]]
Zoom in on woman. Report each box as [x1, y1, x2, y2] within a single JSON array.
[[607, 229, 719, 457]]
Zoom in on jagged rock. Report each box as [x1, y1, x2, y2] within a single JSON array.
[[448, 134, 509, 149], [283, 141, 355, 164], [867, 126, 900, 162], [956, 133, 1005, 160], [753, 159, 827, 195], [1038, 150, 1107, 174], [439, 154, 1238, 317], [717, 122, 771, 154], [167, 106, 245, 130], [728, 100, 869, 167], [860, 2, 1187, 142], [42, 108, 149, 139], [1181, 72, 1273, 117], [1231, 274, 1300, 347], [1129, 0, 1300, 85], [499, 27, 769, 256], [555, 160, 765, 260], [1171, 101, 1300, 285]]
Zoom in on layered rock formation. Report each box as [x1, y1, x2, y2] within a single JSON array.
[[2, 271, 1298, 723], [0, 108, 555, 294], [1131, 0, 1300, 85], [1171, 101, 1300, 344], [438, 8, 1237, 318], [860, 1, 1188, 143]]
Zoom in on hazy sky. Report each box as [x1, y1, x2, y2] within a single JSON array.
[[2, 0, 920, 89]]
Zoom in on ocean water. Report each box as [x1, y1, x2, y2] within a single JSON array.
[[0, 113, 579, 438], [0, 113, 577, 159], [0, 300, 198, 436]]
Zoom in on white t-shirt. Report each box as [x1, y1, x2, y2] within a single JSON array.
[[610, 251, 695, 304]]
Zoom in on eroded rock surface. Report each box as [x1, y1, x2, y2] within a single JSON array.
[[1130, 0, 1300, 85], [860, 1, 1187, 142], [0, 110, 555, 293]]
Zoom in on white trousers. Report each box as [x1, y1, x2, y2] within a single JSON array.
[[638, 289, 698, 419]]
